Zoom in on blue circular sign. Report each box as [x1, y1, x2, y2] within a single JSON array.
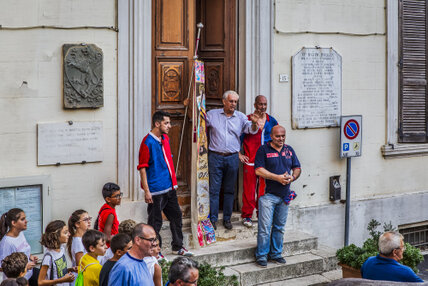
[[344, 119, 359, 140]]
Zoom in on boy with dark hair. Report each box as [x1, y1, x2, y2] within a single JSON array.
[[138, 111, 192, 257], [95, 182, 122, 247], [78, 230, 107, 286], [98, 233, 132, 286], [1, 252, 27, 278]]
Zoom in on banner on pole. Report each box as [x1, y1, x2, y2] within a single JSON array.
[[194, 60, 216, 246]]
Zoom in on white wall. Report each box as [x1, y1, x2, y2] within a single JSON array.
[[0, 0, 118, 223], [272, 0, 428, 243]]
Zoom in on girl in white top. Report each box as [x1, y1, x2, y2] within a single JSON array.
[[143, 238, 162, 286], [0, 208, 38, 284], [67, 209, 91, 286], [38, 220, 75, 286], [67, 210, 91, 267]]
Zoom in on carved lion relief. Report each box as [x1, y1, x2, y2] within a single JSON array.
[[63, 44, 103, 109]]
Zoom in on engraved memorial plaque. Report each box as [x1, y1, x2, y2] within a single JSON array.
[[63, 44, 103, 108], [37, 121, 103, 165], [292, 48, 342, 129]]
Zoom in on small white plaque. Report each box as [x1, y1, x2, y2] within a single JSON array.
[[292, 47, 342, 129], [37, 121, 103, 165]]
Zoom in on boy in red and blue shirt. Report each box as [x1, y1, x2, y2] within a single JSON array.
[[138, 111, 192, 257]]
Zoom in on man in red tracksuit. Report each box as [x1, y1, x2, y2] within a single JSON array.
[[239, 95, 278, 227]]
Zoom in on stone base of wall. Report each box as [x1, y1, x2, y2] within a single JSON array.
[[287, 191, 428, 248]]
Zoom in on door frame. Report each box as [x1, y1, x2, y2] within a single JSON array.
[[117, 0, 273, 200]]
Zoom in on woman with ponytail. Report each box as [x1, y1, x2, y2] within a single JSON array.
[[0, 208, 39, 286], [66, 210, 91, 285]]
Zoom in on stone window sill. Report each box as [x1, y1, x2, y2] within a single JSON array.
[[382, 143, 428, 158]]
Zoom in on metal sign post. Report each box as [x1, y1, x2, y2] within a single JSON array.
[[340, 115, 362, 246]]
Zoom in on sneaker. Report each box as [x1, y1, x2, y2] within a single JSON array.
[[156, 252, 168, 262], [242, 218, 253, 228], [223, 220, 233, 230], [270, 257, 286, 264], [256, 259, 267, 268], [175, 247, 194, 257]]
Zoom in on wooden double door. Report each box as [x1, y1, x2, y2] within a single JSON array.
[[152, 0, 237, 217]]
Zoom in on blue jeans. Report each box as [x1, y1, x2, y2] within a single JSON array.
[[208, 152, 239, 222], [255, 193, 289, 261]]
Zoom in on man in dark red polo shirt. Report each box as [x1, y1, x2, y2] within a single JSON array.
[[254, 125, 301, 268]]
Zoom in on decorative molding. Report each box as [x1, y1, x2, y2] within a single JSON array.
[[382, 143, 428, 158], [118, 0, 152, 200]]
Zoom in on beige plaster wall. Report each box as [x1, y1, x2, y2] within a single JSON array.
[[272, 0, 428, 208], [0, 1, 118, 222]]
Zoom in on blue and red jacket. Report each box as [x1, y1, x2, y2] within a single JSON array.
[[137, 132, 178, 195], [241, 113, 278, 163]]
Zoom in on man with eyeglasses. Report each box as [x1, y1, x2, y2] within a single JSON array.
[[108, 223, 156, 286], [138, 111, 192, 257], [361, 231, 424, 282], [166, 257, 199, 285]]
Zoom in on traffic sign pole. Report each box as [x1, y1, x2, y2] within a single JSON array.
[[344, 157, 351, 246]]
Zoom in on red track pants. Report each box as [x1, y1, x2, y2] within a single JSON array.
[[241, 164, 265, 218]]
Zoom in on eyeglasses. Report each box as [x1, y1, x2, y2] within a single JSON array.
[[80, 217, 92, 222], [111, 192, 123, 199], [182, 279, 198, 285], [138, 236, 157, 244]]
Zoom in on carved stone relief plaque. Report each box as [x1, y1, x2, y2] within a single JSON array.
[[63, 44, 103, 109]]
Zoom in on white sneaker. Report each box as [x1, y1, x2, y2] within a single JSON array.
[[242, 218, 253, 228], [175, 247, 194, 257]]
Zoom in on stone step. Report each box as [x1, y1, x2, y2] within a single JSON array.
[[164, 230, 318, 267], [227, 245, 338, 286], [269, 274, 330, 286]]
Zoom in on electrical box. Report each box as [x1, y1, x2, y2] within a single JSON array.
[[329, 175, 341, 201]]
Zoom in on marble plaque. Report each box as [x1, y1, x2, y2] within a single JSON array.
[[63, 44, 103, 109], [37, 121, 103, 165], [292, 48, 342, 129]]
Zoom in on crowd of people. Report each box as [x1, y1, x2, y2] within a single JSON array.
[[0, 204, 198, 285], [0, 90, 424, 284]]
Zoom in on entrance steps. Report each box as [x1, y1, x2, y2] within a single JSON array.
[[161, 218, 341, 285]]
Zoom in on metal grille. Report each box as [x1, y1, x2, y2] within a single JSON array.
[[399, 223, 428, 249]]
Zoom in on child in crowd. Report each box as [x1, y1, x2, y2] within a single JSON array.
[[99, 233, 132, 286], [67, 209, 91, 285], [95, 183, 122, 247], [1, 252, 27, 278], [78, 230, 107, 286], [99, 219, 136, 265], [38, 220, 75, 286], [143, 237, 163, 286], [0, 278, 28, 286], [0, 208, 39, 285]]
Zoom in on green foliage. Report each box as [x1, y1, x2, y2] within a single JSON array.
[[159, 259, 239, 286], [402, 242, 424, 273], [336, 219, 423, 272]]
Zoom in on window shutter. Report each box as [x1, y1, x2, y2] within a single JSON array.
[[399, 0, 428, 143]]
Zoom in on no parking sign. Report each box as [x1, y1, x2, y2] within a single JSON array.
[[340, 115, 362, 158]]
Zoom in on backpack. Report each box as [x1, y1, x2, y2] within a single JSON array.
[[94, 206, 110, 230], [75, 261, 97, 286]]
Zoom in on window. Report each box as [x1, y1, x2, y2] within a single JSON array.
[[399, 221, 428, 250], [383, 0, 428, 157], [398, 0, 428, 143]]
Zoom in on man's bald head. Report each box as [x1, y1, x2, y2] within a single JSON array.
[[271, 125, 285, 134], [254, 95, 267, 114], [131, 223, 155, 242], [255, 95, 266, 104]]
